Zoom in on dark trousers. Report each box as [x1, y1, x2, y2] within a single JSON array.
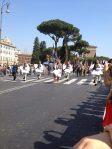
[[76, 68, 81, 77], [12, 72, 16, 80]]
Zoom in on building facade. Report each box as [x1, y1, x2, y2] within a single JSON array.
[[84, 45, 97, 57], [0, 38, 20, 66], [17, 54, 32, 64]]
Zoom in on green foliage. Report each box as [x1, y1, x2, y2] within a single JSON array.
[[37, 19, 68, 48], [40, 41, 46, 52], [96, 56, 109, 61], [31, 37, 40, 64], [39, 48, 52, 63], [75, 40, 89, 55], [58, 46, 66, 63], [37, 19, 75, 37], [62, 25, 80, 60], [36, 19, 91, 62], [33, 37, 40, 50], [37, 19, 80, 60]]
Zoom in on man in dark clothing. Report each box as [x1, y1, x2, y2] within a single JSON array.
[[12, 63, 18, 80]]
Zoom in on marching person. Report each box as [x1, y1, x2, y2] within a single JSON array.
[[90, 60, 104, 85], [53, 59, 62, 83], [22, 62, 30, 81], [35, 61, 44, 79], [64, 61, 73, 81]]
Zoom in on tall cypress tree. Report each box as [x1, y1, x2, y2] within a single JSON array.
[[31, 37, 40, 64], [40, 41, 46, 52]]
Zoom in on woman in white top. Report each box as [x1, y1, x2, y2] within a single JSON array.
[[22, 63, 30, 81], [90, 60, 104, 85], [64, 61, 73, 80], [35, 61, 44, 79], [53, 59, 62, 83]]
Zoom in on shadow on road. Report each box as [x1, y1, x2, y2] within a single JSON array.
[[34, 86, 108, 149]]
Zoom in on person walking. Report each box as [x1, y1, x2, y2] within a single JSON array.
[[91, 60, 104, 85], [22, 63, 30, 81], [53, 59, 62, 83], [12, 62, 18, 81]]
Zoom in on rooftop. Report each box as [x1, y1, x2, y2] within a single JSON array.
[[0, 37, 16, 48]]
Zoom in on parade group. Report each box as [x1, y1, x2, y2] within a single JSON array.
[[0, 58, 112, 149], [0, 58, 110, 85]]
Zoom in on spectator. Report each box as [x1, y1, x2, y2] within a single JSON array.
[[73, 89, 112, 149]]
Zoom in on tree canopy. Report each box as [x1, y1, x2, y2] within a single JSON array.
[[35, 19, 92, 62], [37, 19, 79, 47], [31, 37, 40, 64], [40, 41, 46, 52], [37, 19, 80, 60], [74, 40, 89, 56]]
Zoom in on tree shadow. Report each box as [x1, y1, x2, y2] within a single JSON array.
[[34, 86, 108, 149]]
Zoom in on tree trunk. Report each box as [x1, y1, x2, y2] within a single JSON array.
[[65, 44, 68, 62], [54, 40, 58, 59], [63, 37, 68, 62]]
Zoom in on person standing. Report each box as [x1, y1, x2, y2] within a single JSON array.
[[104, 59, 112, 90], [12, 62, 18, 81]]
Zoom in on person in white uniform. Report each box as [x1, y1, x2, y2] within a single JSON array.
[[53, 59, 62, 83], [22, 63, 30, 81], [35, 61, 44, 79], [90, 60, 104, 85], [64, 61, 73, 80]]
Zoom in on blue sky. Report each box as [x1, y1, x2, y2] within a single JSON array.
[[2, 0, 112, 57]]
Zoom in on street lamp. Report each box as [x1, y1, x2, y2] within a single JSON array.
[[0, 0, 10, 41]]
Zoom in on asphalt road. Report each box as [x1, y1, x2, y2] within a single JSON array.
[[0, 75, 108, 149]]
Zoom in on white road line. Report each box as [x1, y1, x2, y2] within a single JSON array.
[[63, 78, 78, 85], [89, 79, 104, 85], [44, 79, 54, 83], [20, 77, 44, 83], [89, 79, 94, 85], [0, 84, 35, 95], [33, 77, 51, 82], [76, 79, 87, 85], [3, 79, 13, 82], [0, 78, 50, 95], [59, 78, 67, 83]]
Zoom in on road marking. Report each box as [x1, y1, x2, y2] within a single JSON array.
[[20, 77, 44, 83], [58, 78, 67, 83], [76, 79, 87, 85], [3, 79, 13, 82], [89, 79, 94, 85], [0, 78, 50, 95], [63, 78, 78, 84], [44, 79, 54, 83], [33, 77, 51, 82]]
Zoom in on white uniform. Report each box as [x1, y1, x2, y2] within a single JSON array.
[[35, 64, 44, 73], [90, 63, 104, 84], [91, 64, 103, 76], [35, 64, 44, 79], [22, 64, 30, 74], [64, 64, 73, 74], [53, 63, 62, 78], [21, 64, 30, 81]]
